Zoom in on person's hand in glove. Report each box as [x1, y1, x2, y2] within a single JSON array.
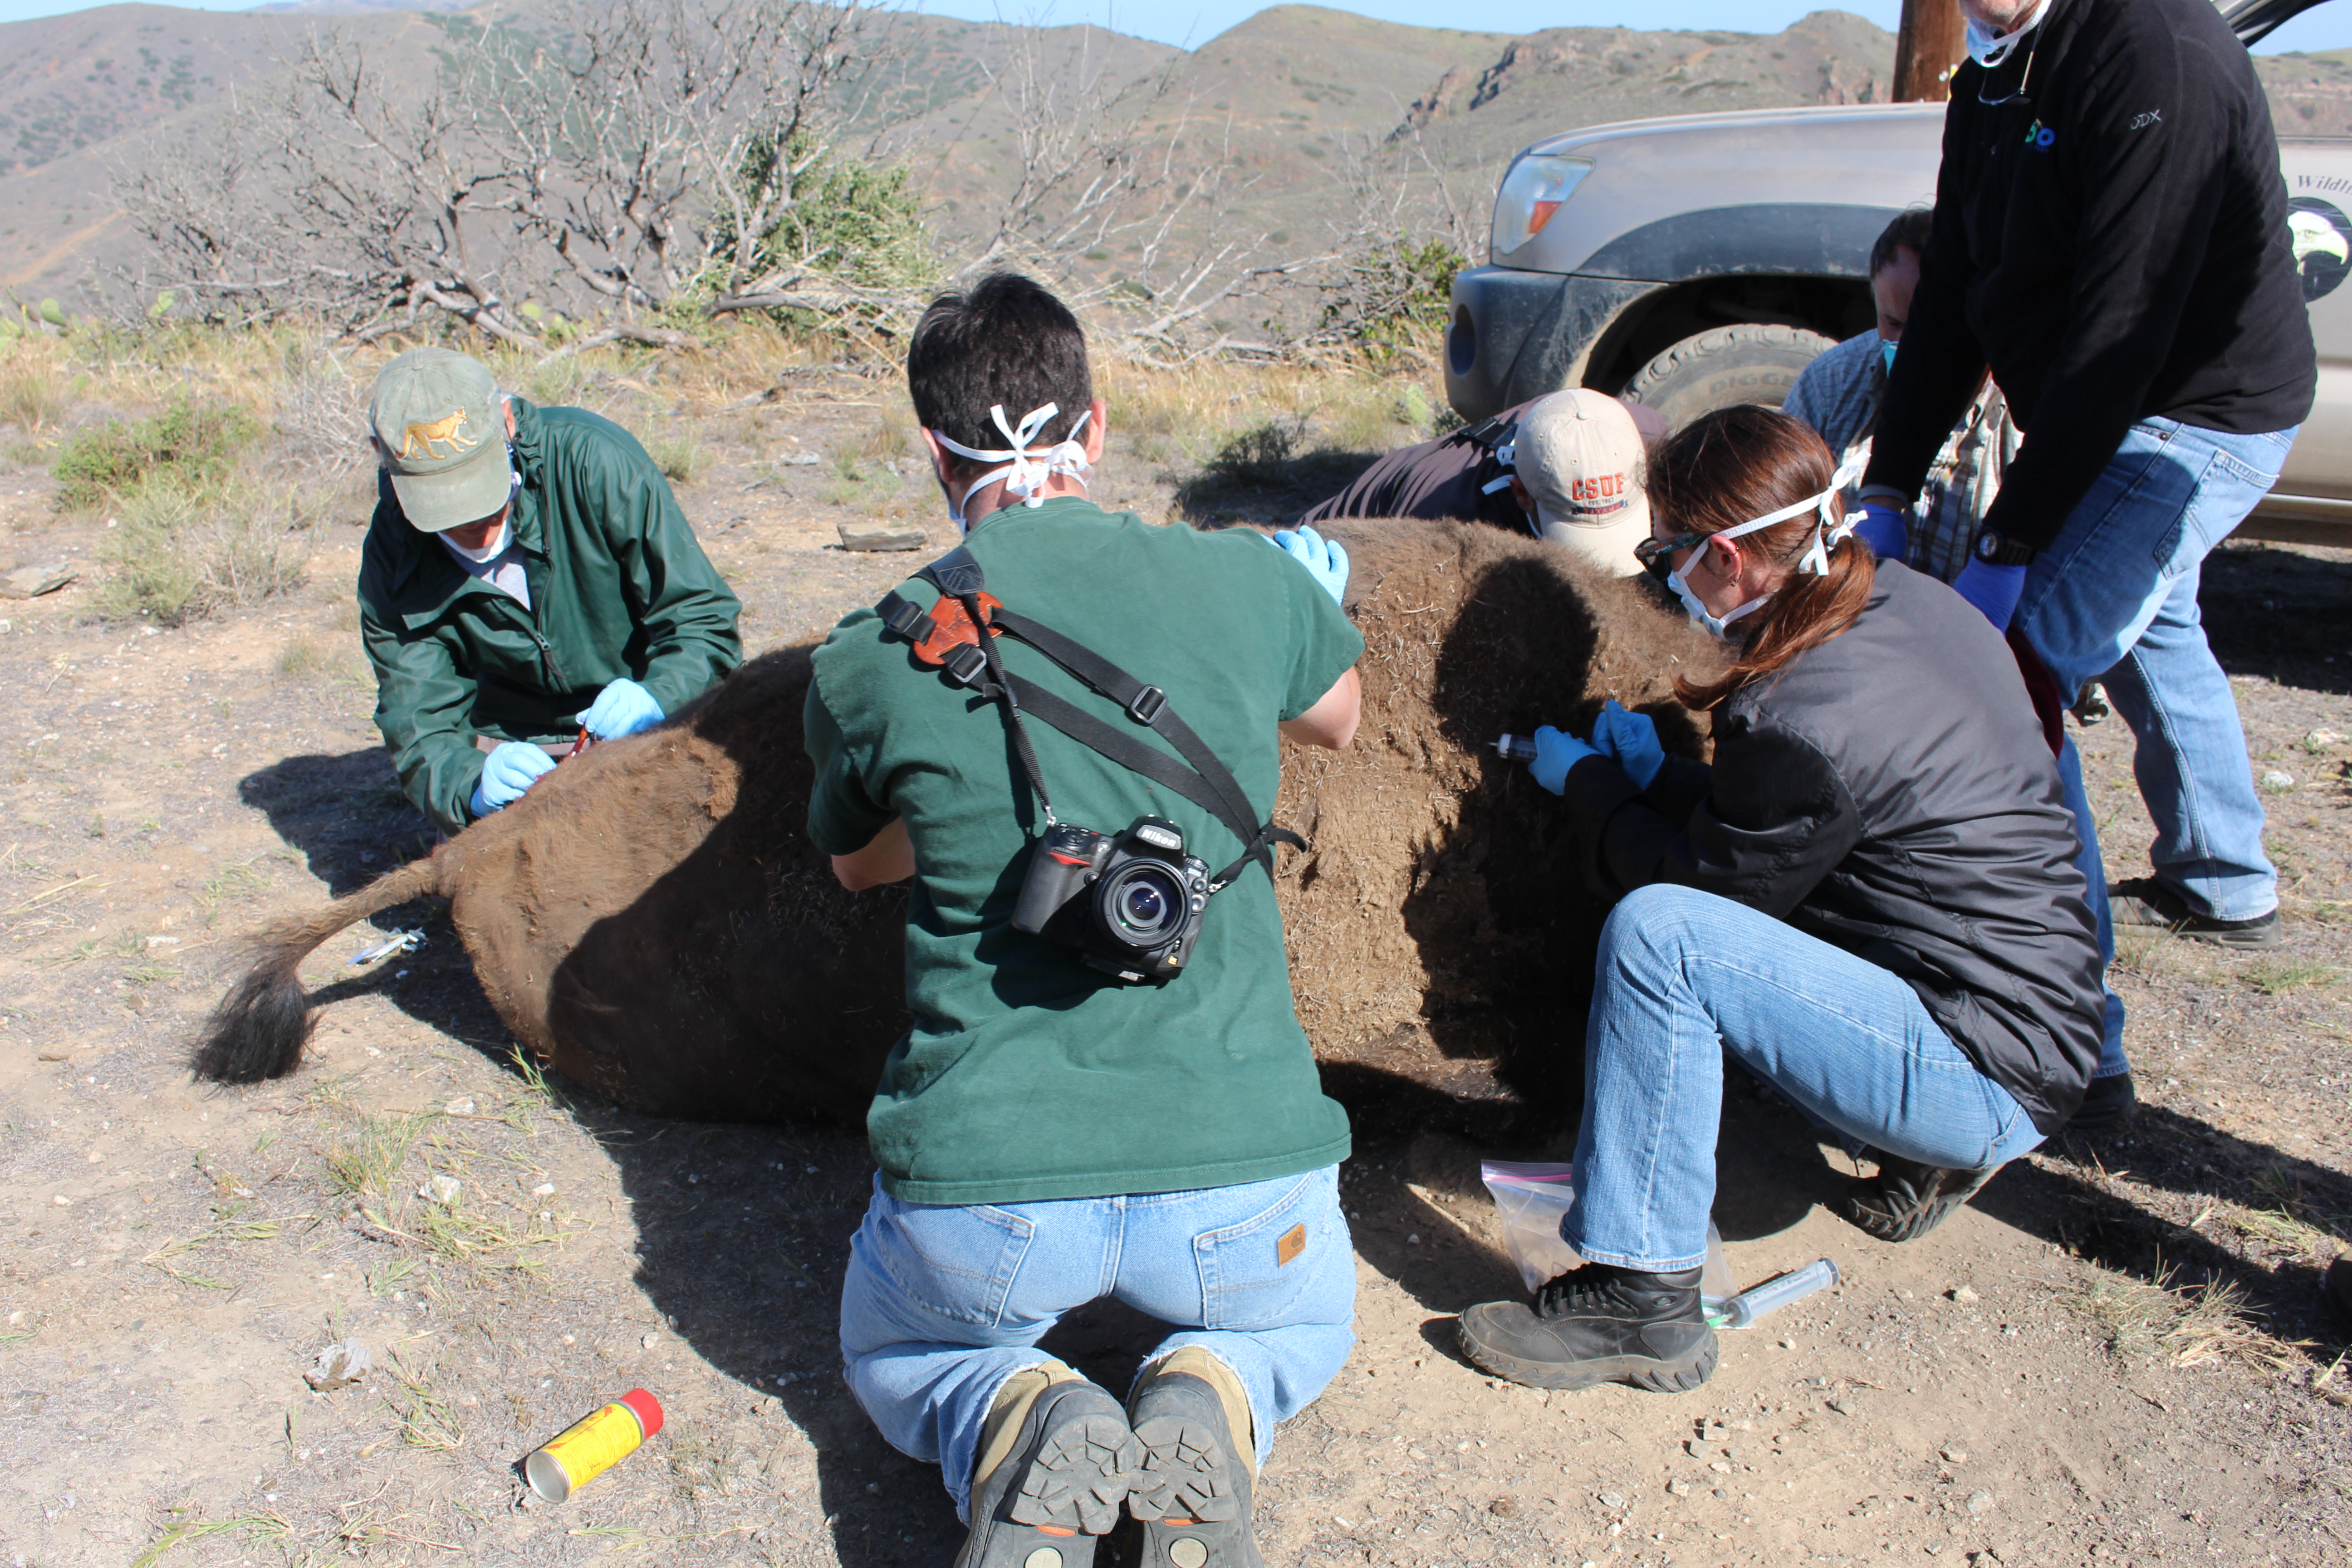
[[470, 740, 556, 819], [577, 677, 665, 741], [1266, 525, 1349, 606], [1847, 498, 1911, 563], [1589, 698, 1666, 789], [1528, 724, 1599, 796], [1951, 559, 2029, 632]]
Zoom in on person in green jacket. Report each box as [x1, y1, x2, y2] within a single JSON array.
[[358, 347, 742, 834]]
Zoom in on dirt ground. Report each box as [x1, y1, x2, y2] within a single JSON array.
[[0, 356, 2347, 1568]]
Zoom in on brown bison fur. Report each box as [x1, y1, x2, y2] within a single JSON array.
[[192, 517, 1714, 1129]]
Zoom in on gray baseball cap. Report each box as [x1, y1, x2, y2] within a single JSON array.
[[368, 347, 513, 532]]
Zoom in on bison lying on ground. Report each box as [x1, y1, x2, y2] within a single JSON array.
[[192, 519, 1713, 1127]]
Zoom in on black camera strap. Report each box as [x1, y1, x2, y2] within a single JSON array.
[[876, 550, 1304, 890]]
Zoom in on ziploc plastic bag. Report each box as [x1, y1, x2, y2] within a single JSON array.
[[1479, 1160, 1734, 1310]]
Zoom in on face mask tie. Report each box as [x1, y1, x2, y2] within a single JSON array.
[[1666, 451, 1867, 638], [932, 402, 1093, 533]]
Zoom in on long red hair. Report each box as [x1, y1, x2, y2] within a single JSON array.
[[1652, 406, 1877, 710]]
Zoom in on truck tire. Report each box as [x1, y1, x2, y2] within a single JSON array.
[[1621, 323, 1838, 432]]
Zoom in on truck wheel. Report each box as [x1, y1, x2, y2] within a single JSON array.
[[1621, 323, 1838, 431]]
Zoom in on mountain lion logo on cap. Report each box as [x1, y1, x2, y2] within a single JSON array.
[[397, 408, 478, 461]]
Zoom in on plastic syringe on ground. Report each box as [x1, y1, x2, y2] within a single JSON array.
[[1492, 734, 1540, 761], [1716, 1258, 1839, 1329]]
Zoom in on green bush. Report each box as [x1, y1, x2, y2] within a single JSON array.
[[706, 129, 935, 325], [1204, 420, 1302, 487], [53, 398, 262, 511], [1323, 238, 1468, 363]]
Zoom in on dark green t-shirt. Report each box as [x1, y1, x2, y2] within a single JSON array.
[[805, 497, 1364, 1205]]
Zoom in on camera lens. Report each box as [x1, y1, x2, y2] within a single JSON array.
[[1102, 863, 1184, 943]]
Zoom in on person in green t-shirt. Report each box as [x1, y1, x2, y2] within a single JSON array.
[[805, 274, 1365, 1566]]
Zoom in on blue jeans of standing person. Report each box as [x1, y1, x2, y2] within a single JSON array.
[[2014, 418, 2298, 923], [2058, 736, 2130, 1080], [838, 1167, 1356, 1521], [1563, 885, 2048, 1272]]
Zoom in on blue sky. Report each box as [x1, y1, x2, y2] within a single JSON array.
[[4, 0, 2348, 51]]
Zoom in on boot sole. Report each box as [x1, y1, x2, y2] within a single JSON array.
[[1004, 1413, 1141, 1537], [1455, 1319, 1719, 1394], [1127, 1382, 1264, 1568]]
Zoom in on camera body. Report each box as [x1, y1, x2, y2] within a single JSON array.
[[1011, 816, 1212, 984]]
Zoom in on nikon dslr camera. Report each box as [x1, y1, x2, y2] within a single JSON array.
[[1010, 816, 1212, 983]]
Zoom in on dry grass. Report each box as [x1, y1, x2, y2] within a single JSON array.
[[645, 433, 711, 484], [2068, 1256, 2302, 1371], [0, 349, 71, 433], [95, 471, 324, 625]]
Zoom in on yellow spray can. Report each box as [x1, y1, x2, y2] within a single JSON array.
[[524, 1388, 664, 1503]]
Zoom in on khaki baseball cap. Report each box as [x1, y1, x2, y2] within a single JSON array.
[[1517, 389, 1651, 577], [368, 347, 512, 532]]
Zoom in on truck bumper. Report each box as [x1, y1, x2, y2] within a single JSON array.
[[1445, 266, 1659, 420]]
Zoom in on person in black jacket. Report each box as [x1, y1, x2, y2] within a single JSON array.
[[1457, 407, 2103, 1396], [1856, 0, 2314, 967]]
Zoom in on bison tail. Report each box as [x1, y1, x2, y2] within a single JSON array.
[[189, 856, 447, 1084]]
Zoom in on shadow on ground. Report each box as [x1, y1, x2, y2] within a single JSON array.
[[2204, 540, 2352, 697], [1172, 422, 1381, 528]]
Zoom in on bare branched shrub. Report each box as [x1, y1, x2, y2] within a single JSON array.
[[118, 0, 892, 342], [1307, 127, 1484, 363]]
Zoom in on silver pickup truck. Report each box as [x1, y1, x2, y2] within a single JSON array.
[[1441, 0, 2352, 546]]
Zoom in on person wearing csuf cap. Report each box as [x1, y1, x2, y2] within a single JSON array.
[[1297, 387, 1658, 577], [1511, 388, 1651, 578], [358, 346, 742, 835]]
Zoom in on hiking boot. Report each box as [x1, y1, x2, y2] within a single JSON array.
[[1845, 1154, 1999, 1243], [1456, 1262, 1716, 1394], [2069, 680, 2111, 726], [956, 1373, 1139, 1568], [2063, 1073, 2137, 1138], [2109, 878, 2281, 950], [1125, 1349, 1263, 1568]]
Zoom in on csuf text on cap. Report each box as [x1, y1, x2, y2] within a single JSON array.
[[1514, 388, 1653, 578], [368, 347, 514, 532]]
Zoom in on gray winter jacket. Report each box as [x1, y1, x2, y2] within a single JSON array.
[[1559, 562, 2103, 1134]]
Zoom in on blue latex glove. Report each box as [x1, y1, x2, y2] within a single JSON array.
[[1952, 559, 2029, 631], [1848, 499, 1911, 562], [1267, 525, 1349, 606], [1590, 698, 1666, 790], [470, 740, 556, 818], [577, 677, 664, 740], [1529, 724, 1599, 796]]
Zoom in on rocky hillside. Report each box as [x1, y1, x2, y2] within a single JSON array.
[[4, 1, 2349, 310]]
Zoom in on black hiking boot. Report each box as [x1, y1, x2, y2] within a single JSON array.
[[2109, 878, 2281, 950], [955, 1379, 1138, 1568], [1844, 1154, 1999, 1243], [1456, 1262, 1716, 1394], [2063, 1073, 2137, 1138], [1125, 1351, 1263, 1568]]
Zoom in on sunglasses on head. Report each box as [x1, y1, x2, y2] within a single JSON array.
[[1633, 529, 1713, 584]]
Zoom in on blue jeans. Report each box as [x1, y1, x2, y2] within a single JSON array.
[[838, 1167, 1356, 1521], [1565, 886, 2047, 1272], [2015, 417, 2297, 921], [2058, 735, 2129, 1080]]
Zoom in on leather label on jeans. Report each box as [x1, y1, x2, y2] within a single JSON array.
[[1276, 1222, 1306, 1268]]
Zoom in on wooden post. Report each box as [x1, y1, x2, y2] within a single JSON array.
[[1892, 0, 1966, 103]]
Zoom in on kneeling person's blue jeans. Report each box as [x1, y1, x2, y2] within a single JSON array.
[[839, 1167, 1356, 1521], [1565, 886, 2048, 1272]]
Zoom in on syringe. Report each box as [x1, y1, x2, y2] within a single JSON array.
[[1492, 733, 1540, 761], [1712, 1257, 1839, 1328]]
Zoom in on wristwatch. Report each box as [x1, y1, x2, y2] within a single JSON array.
[[1973, 528, 2039, 567]]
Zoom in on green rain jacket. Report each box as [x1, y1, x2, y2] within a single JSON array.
[[358, 397, 742, 833]]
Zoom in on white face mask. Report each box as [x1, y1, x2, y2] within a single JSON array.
[[1965, 0, 2049, 66], [1666, 454, 1866, 640], [438, 467, 521, 562], [932, 402, 1093, 533]]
